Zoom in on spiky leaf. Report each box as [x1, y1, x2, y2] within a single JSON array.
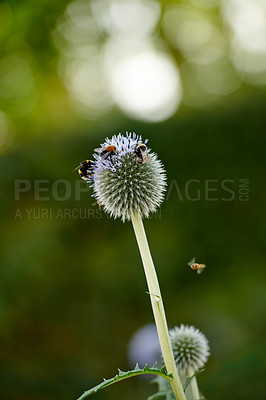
[[77, 363, 172, 400]]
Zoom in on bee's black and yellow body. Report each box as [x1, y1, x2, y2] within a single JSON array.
[[188, 258, 206, 274], [190, 263, 205, 271], [75, 160, 94, 179], [94, 145, 117, 164]]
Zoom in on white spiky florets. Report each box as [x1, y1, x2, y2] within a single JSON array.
[[91, 132, 167, 222], [169, 325, 210, 374]]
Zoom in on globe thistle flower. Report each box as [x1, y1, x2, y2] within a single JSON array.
[[76, 134, 187, 400], [169, 324, 210, 375], [91, 132, 167, 222]]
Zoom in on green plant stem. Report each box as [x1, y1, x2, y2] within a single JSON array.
[[187, 368, 200, 400], [131, 212, 187, 400]]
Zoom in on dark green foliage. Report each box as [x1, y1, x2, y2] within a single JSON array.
[[0, 1, 265, 400]]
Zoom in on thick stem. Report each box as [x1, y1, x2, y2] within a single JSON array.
[[187, 368, 200, 400], [131, 212, 186, 400]]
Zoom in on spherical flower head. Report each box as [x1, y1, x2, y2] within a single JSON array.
[[169, 324, 210, 374], [92, 132, 167, 222]]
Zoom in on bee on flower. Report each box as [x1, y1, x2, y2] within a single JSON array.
[[74, 160, 94, 181], [134, 143, 148, 164], [76, 132, 167, 222], [94, 145, 117, 164]]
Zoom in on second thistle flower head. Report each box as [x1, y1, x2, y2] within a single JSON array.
[[169, 324, 210, 374], [90, 132, 167, 222]]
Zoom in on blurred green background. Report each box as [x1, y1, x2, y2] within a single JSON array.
[[0, 1, 265, 399]]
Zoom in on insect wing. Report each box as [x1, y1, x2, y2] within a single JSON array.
[[140, 149, 148, 163], [187, 258, 196, 267], [197, 264, 206, 274]]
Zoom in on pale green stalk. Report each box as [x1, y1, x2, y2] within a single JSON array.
[[131, 212, 187, 400], [187, 368, 200, 400]]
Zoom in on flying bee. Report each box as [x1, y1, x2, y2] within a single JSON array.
[[135, 143, 148, 164], [74, 160, 94, 180], [187, 258, 206, 274], [94, 145, 117, 164]]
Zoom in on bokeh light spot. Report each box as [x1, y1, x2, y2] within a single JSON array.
[[196, 59, 241, 96], [128, 324, 160, 368], [91, 0, 161, 39], [223, 0, 266, 53], [189, 0, 220, 9], [180, 62, 217, 108], [163, 5, 226, 65], [0, 56, 34, 100], [58, 54, 112, 119], [223, 0, 266, 83], [108, 49, 182, 122]]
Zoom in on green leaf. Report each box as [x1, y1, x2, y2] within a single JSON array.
[[147, 376, 175, 400], [183, 369, 205, 393], [147, 392, 168, 400], [77, 363, 172, 400]]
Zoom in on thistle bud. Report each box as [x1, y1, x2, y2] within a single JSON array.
[[169, 324, 210, 374]]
